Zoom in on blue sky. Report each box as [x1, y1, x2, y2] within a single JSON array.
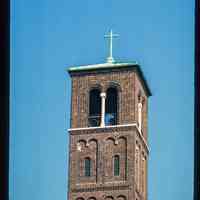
[[10, 0, 194, 200]]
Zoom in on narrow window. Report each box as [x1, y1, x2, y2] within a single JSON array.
[[89, 89, 101, 127], [85, 157, 91, 177], [114, 155, 120, 176], [105, 87, 118, 125]]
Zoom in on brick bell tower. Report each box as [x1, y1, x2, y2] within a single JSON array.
[[67, 30, 151, 200]]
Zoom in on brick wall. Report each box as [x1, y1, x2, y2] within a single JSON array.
[[68, 67, 149, 200]]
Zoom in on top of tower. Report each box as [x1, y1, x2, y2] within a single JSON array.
[[67, 61, 152, 97], [67, 30, 152, 96]]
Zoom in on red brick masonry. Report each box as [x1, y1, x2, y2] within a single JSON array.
[[67, 67, 150, 200]]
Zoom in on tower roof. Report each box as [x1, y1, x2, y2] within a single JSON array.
[[67, 61, 152, 97]]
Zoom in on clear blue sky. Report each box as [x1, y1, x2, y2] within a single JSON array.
[[10, 0, 194, 200]]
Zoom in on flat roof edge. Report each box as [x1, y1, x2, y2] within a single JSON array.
[[67, 62, 138, 73]]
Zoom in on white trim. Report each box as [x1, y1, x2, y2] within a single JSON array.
[[68, 123, 149, 153], [135, 124, 150, 153], [138, 102, 143, 132], [68, 123, 137, 131], [100, 92, 106, 127]]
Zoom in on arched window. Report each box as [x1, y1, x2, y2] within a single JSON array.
[[88, 198, 96, 200], [89, 89, 101, 127], [114, 155, 120, 176], [76, 198, 84, 200], [84, 157, 91, 177], [105, 87, 118, 125], [117, 195, 127, 200]]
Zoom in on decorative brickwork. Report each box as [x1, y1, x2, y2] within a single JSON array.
[[67, 64, 150, 200]]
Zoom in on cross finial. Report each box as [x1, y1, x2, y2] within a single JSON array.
[[104, 29, 119, 63]]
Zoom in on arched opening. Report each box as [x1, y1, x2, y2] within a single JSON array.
[[88, 198, 96, 200], [76, 198, 84, 200], [88, 88, 101, 127], [117, 195, 126, 200], [84, 157, 91, 177], [114, 155, 120, 176], [105, 87, 118, 125]]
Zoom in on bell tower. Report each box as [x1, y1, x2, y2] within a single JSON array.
[[67, 31, 151, 200]]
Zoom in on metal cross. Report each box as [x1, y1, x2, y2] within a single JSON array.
[[104, 29, 119, 63]]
